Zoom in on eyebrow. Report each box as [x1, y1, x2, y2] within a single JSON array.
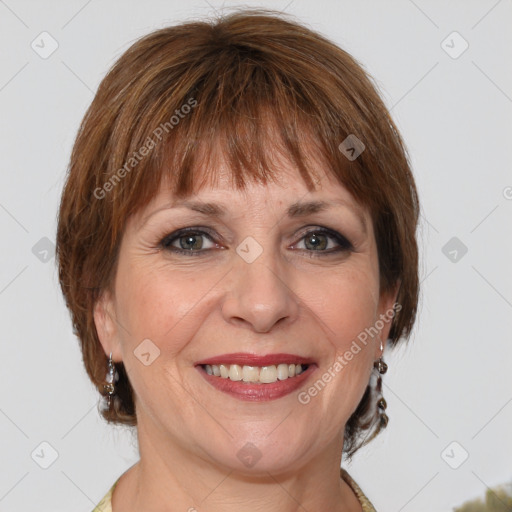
[[141, 199, 367, 233]]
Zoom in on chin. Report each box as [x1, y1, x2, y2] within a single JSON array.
[[199, 427, 314, 476]]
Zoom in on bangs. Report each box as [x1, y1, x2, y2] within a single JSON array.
[[107, 39, 372, 228]]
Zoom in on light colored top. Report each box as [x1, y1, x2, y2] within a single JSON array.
[[92, 468, 376, 512]]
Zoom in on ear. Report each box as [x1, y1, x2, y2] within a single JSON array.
[[93, 289, 122, 361], [374, 279, 401, 360]]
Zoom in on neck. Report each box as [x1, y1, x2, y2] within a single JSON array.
[[112, 421, 362, 512]]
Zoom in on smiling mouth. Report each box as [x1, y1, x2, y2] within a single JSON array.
[[200, 363, 310, 384]]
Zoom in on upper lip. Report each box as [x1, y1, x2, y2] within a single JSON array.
[[195, 353, 315, 367]]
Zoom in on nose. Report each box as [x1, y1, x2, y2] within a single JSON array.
[[221, 250, 300, 333]]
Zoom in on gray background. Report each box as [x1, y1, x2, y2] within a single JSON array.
[[1, 0, 511, 511]]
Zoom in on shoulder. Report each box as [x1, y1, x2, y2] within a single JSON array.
[[93, 470, 375, 511], [91, 478, 120, 512], [340, 468, 377, 512]]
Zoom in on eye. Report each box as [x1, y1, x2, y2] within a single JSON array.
[[159, 226, 353, 257], [160, 228, 219, 255], [293, 228, 353, 255]]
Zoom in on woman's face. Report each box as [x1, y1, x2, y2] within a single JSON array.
[[95, 153, 397, 474]]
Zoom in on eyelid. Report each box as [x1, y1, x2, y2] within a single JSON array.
[[160, 227, 219, 249], [294, 224, 345, 239], [159, 225, 353, 255], [291, 226, 353, 251]]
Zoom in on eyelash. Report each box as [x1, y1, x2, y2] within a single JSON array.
[[159, 226, 353, 257]]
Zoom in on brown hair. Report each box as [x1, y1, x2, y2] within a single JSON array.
[[56, 8, 420, 457]]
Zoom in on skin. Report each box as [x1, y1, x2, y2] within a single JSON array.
[[94, 152, 399, 512]]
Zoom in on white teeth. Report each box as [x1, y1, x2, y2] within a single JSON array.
[[260, 366, 277, 383], [277, 363, 289, 380], [204, 363, 308, 384], [242, 366, 259, 382], [229, 364, 243, 381], [219, 364, 229, 378]]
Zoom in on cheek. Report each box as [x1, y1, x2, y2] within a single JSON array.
[[114, 258, 222, 354], [112, 261, 213, 414], [306, 265, 379, 399], [313, 265, 380, 347]]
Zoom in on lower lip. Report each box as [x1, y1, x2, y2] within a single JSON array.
[[196, 365, 317, 402]]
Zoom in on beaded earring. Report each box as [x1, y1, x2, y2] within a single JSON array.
[[373, 339, 388, 427], [103, 352, 119, 409]]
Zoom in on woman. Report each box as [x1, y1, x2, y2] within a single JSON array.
[[56, 9, 419, 512]]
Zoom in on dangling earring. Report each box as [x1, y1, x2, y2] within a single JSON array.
[[103, 352, 118, 409], [373, 339, 388, 427]]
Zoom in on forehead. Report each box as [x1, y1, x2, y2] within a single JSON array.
[[165, 163, 352, 206], [132, 149, 370, 235]]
